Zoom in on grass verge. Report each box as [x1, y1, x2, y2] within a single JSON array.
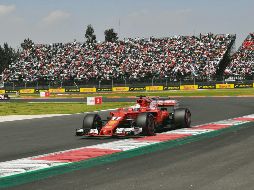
[[0, 102, 134, 116], [18, 88, 254, 98]]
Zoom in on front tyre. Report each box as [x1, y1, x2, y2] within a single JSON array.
[[174, 108, 191, 128], [136, 113, 155, 136], [82, 114, 102, 134]]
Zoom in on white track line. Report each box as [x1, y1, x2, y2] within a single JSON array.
[[0, 108, 119, 123], [0, 114, 71, 123]]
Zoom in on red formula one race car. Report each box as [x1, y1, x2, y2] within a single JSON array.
[[76, 96, 191, 137]]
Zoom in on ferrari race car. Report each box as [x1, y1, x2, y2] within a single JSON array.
[[0, 94, 10, 100], [76, 96, 191, 137]]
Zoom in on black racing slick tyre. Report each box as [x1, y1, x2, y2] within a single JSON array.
[[82, 114, 102, 134], [174, 108, 191, 128], [136, 113, 155, 136]]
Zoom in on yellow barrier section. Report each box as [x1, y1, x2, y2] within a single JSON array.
[[253, 83, 254, 88], [215, 84, 234, 89], [166, 86, 180, 90], [80, 88, 97, 93], [0, 89, 5, 94], [145, 86, 164, 91], [19, 89, 35, 94], [180, 85, 198, 90], [49, 88, 65, 93], [112, 87, 130, 92]]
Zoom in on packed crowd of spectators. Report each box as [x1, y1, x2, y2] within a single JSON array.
[[2, 33, 234, 83], [224, 33, 254, 79]]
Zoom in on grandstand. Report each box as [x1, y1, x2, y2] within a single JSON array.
[[0, 75, 3, 88], [225, 33, 254, 81], [2, 33, 237, 87]]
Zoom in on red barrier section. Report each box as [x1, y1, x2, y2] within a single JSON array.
[[33, 148, 121, 162], [136, 134, 191, 142]]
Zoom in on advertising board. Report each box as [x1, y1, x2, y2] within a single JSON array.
[[19, 89, 35, 94], [80, 88, 97, 93], [112, 87, 129, 92], [49, 88, 65, 93], [215, 84, 234, 89], [180, 85, 198, 90], [145, 86, 163, 91]]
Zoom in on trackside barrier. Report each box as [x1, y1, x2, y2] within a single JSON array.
[[65, 88, 80, 93], [80, 88, 96, 93], [5, 90, 18, 93], [234, 84, 253, 88], [129, 87, 146, 91], [97, 88, 112, 92], [19, 89, 35, 94], [112, 87, 129, 92], [180, 85, 198, 90], [215, 84, 234, 89], [164, 86, 180, 90], [2, 82, 254, 94], [49, 88, 65, 93], [145, 86, 163, 91], [198, 85, 216, 89]]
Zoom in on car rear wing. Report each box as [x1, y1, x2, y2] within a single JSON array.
[[152, 99, 179, 107]]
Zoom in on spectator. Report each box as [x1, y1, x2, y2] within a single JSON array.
[[3, 33, 234, 83], [225, 33, 254, 79]]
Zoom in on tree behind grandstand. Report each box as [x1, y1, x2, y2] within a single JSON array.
[[21, 38, 34, 50], [104, 28, 118, 42], [85, 24, 97, 44], [0, 43, 18, 74]]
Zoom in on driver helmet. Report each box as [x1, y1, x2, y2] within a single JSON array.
[[132, 103, 141, 111], [150, 101, 156, 109]]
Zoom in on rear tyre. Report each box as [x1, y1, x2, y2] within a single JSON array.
[[136, 113, 155, 136], [82, 114, 102, 134], [174, 108, 191, 128]]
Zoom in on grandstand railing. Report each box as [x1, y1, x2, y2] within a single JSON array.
[[1, 77, 253, 91]]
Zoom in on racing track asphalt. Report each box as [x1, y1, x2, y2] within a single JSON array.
[[1, 97, 254, 190]]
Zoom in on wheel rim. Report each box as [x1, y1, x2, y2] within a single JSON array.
[[147, 115, 155, 134], [185, 111, 191, 127], [94, 117, 102, 131]]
